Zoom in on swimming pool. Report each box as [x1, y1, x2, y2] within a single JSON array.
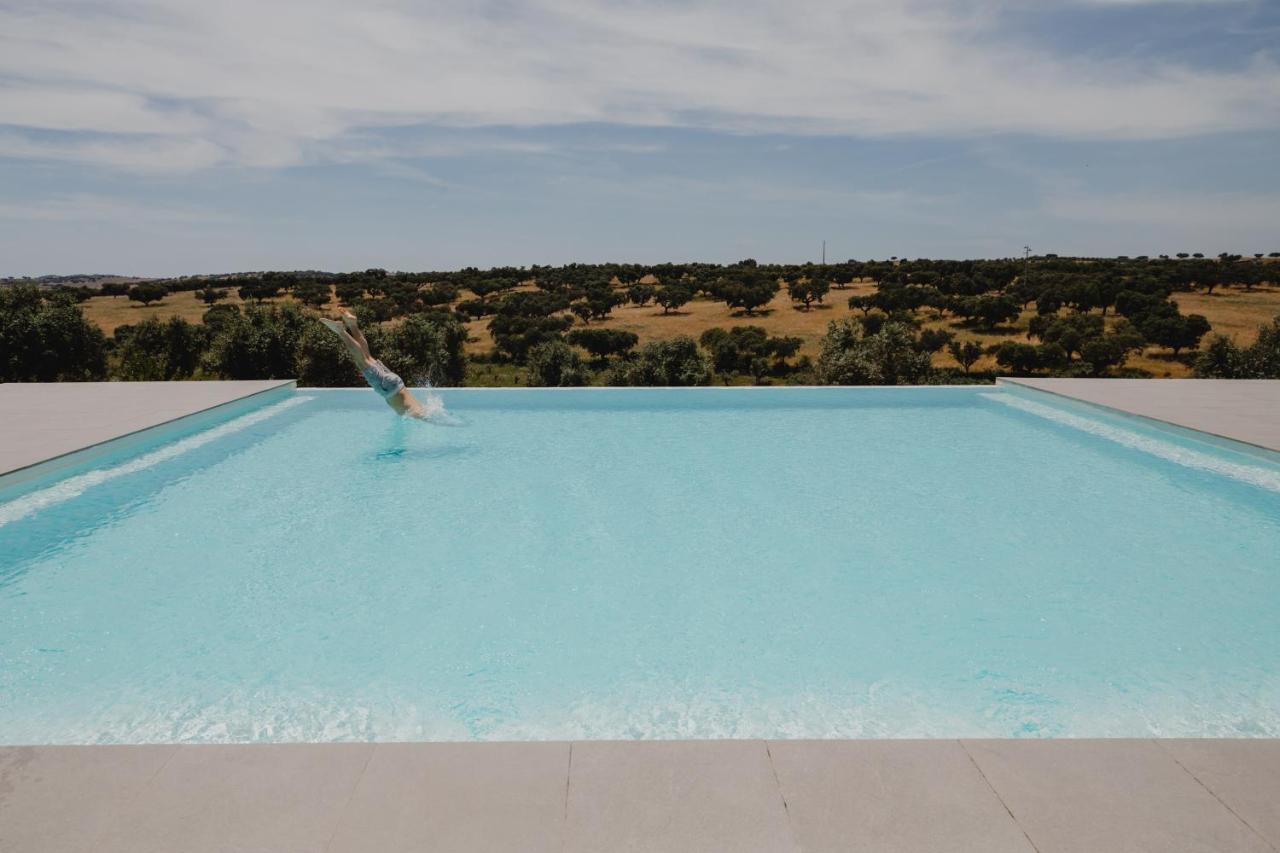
[[2, 386, 1278, 744]]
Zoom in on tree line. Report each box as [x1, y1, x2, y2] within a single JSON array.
[[3, 253, 1278, 385]]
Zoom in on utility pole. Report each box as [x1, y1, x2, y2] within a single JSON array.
[[822, 240, 826, 265], [1023, 245, 1031, 282]]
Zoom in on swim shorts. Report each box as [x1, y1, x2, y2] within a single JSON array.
[[361, 359, 406, 398]]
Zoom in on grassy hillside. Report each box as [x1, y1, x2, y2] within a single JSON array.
[[81, 277, 1280, 380]]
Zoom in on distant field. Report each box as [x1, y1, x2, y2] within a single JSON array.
[[81, 279, 1280, 379]]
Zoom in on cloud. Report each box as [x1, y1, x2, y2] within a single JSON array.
[[0, 194, 227, 223], [0, 132, 225, 172], [0, 0, 1276, 173]]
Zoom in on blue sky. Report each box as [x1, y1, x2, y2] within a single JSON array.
[[1, 0, 1278, 276]]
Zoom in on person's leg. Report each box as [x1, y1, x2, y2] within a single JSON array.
[[340, 311, 372, 360], [319, 317, 374, 370]]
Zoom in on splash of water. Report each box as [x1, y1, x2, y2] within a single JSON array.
[[408, 383, 465, 426]]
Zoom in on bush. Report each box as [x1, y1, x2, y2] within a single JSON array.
[[114, 317, 206, 380], [815, 319, 933, 385], [1194, 316, 1280, 378], [607, 336, 710, 386], [699, 326, 801, 381], [567, 328, 639, 361], [526, 340, 588, 386], [0, 285, 107, 381], [295, 323, 363, 387], [204, 303, 307, 379], [381, 313, 467, 387]]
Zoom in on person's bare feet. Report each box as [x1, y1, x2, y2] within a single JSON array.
[[340, 311, 360, 335]]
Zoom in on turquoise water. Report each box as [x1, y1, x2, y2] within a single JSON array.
[[2, 387, 1279, 744]]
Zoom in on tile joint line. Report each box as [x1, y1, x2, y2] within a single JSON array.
[[957, 740, 1043, 853], [560, 742, 574, 853], [1152, 739, 1279, 853], [322, 744, 376, 853]]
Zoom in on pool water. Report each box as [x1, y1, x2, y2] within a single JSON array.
[[2, 387, 1278, 744]]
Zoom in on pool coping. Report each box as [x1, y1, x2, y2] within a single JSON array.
[[997, 377, 1280, 458], [0, 380, 296, 489], [2, 739, 1277, 852]]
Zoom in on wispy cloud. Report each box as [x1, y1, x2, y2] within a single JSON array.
[[0, 0, 1276, 173], [0, 194, 228, 224]]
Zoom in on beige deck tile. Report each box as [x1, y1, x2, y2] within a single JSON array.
[[326, 741, 569, 853], [92, 743, 372, 853], [0, 745, 176, 853], [1161, 739, 1280, 851], [768, 739, 1035, 853], [964, 739, 1273, 853], [564, 740, 797, 853]]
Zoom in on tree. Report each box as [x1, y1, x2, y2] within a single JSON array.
[[238, 280, 281, 303], [787, 276, 830, 310], [567, 328, 639, 362], [915, 328, 954, 354], [993, 341, 1066, 375], [947, 339, 984, 373], [419, 283, 459, 307], [655, 286, 692, 314], [127, 282, 169, 307], [382, 312, 467, 387], [1141, 313, 1211, 355], [699, 326, 801, 381], [114, 316, 206, 380], [196, 287, 228, 306], [1039, 313, 1105, 360], [716, 273, 777, 315], [627, 283, 656, 306], [815, 319, 933, 385], [607, 336, 710, 386], [296, 322, 364, 387], [469, 277, 519, 302], [570, 283, 623, 324], [204, 303, 307, 379], [100, 282, 130, 298], [488, 293, 573, 363], [292, 280, 332, 308], [526, 340, 588, 386], [201, 303, 240, 333], [0, 286, 107, 381], [334, 281, 365, 305], [973, 295, 1020, 328]]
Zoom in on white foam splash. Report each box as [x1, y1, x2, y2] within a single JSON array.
[[986, 392, 1280, 493], [0, 396, 310, 528], [410, 387, 465, 426]]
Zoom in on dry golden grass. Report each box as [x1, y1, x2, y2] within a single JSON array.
[[82, 289, 340, 335], [82, 278, 1280, 379]]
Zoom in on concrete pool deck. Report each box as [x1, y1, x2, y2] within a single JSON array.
[[0, 380, 295, 481], [1000, 378, 1280, 454], [3, 739, 1279, 852]]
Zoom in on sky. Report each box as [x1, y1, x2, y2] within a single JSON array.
[[1, 0, 1278, 276]]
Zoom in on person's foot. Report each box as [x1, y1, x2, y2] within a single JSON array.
[[340, 311, 360, 335]]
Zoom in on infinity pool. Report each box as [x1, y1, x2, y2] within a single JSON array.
[[2, 387, 1278, 744]]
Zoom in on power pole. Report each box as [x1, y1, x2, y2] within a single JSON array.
[[822, 240, 826, 265], [1023, 245, 1031, 281]]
